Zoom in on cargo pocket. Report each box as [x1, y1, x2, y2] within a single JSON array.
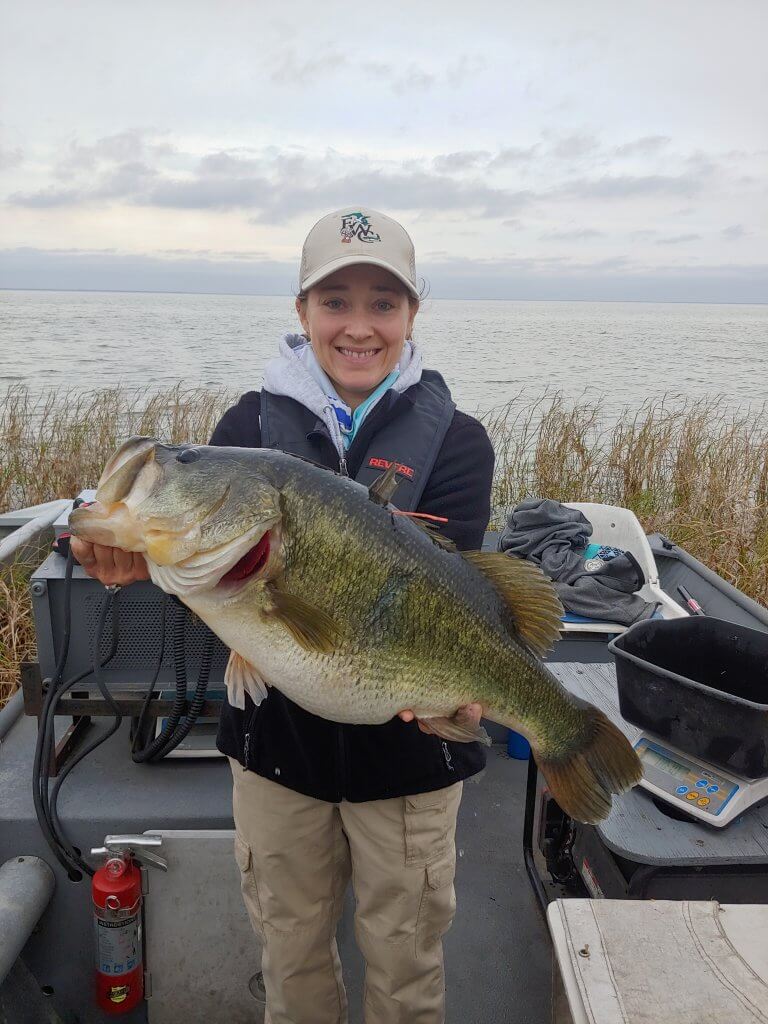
[[404, 790, 450, 867], [234, 834, 264, 936], [416, 849, 457, 956]]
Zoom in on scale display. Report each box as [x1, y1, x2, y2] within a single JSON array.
[[635, 738, 739, 819]]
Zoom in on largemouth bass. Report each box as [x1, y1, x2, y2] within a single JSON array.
[[69, 437, 642, 823]]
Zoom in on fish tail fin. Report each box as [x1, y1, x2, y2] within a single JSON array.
[[535, 708, 643, 824]]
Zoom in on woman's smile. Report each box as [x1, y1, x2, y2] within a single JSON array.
[[335, 345, 383, 362]]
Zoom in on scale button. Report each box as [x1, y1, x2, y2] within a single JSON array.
[[696, 779, 708, 788], [697, 797, 710, 808], [676, 786, 689, 795], [707, 785, 719, 794], [686, 792, 698, 801]]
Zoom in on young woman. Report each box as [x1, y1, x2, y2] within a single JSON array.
[[72, 208, 495, 1024]]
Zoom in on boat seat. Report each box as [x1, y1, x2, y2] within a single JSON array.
[[558, 502, 687, 634]]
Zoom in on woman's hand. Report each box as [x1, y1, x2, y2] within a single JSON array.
[[70, 537, 150, 587], [397, 703, 483, 735]]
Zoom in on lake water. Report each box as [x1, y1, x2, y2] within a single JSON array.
[[2, 289, 767, 417]]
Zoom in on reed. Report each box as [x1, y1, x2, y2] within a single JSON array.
[[487, 391, 768, 604], [0, 555, 39, 705], [1, 385, 767, 705]]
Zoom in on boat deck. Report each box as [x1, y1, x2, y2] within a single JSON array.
[[0, 707, 552, 1023]]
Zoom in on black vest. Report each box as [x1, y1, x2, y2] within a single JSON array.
[[214, 372, 487, 802], [259, 370, 456, 511]]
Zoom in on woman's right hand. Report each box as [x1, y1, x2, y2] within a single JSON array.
[[69, 537, 150, 588]]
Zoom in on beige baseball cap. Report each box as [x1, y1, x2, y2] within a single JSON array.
[[299, 207, 419, 298]]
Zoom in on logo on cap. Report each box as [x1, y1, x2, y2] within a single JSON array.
[[340, 212, 381, 244]]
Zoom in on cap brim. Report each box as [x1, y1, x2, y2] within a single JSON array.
[[301, 253, 419, 299]]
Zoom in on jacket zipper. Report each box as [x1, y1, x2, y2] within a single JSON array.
[[335, 725, 347, 800], [243, 706, 259, 770]]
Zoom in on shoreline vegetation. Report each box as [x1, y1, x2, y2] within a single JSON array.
[[2, 384, 767, 705]]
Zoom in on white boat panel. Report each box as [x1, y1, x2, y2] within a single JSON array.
[[548, 898, 768, 1024], [142, 830, 264, 1024]]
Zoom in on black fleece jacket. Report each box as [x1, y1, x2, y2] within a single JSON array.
[[210, 387, 495, 802]]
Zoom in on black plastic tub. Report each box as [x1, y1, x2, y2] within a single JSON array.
[[609, 617, 768, 778]]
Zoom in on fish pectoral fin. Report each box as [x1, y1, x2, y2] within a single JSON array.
[[225, 651, 268, 710], [462, 551, 564, 657], [267, 587, 341, 654], [368, 462, 400, 505], [418, 710, 492, 746]]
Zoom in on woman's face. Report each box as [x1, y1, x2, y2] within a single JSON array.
[[296, 263, 417, 409]]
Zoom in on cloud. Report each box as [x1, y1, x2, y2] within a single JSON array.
[[443, 54, 484, 87], [198, 151, 266, 176], [10, 160, 159, 207], [433, 145, 539, 174], [364, 60, 435, 93], [6, 143, 536, 222], [0, 145, 23, 172], [656, 233, 702, 245], [8, 186, 83, 208], [561, 173, 701, 198], [721, 224, 747, 240], [363, 54, 481, 94], [487, 145, 539, 169], [432, 151, 490, 173], [552, 134, 599, 159], [540, 228, 604, 240], [158, 248, 270, 260], [246, 172, 535, 223], [615, 136, 671, 157], [269, 51, 350, 85], [55, 130, 174, 178]]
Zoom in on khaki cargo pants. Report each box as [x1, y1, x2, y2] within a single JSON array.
[[230, 759, 462, 1024]]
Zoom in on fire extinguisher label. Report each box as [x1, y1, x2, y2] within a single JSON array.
[[95, 915, 140, 976]]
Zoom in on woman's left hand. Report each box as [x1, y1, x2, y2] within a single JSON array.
[[397, 702, 483, 734]]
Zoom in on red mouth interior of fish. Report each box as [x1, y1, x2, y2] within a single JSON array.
[[220, 531, 270, 586]]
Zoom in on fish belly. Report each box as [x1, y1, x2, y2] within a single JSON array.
[[191, 593, 474, 725]]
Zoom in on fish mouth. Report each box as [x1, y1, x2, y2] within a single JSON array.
[[69, 499, 147, 550], [148, 519, 282, 598]]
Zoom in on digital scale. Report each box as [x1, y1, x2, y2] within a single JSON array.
[[634, 735, 768, 827]]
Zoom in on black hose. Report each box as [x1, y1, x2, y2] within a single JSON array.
[[150, 630, 214, 759], [130, 596, 169, 753], [32, 550, 80, 877], [48, 590, 123, 877], [131, 598, 189, 762]]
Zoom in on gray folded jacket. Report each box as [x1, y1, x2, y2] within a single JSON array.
[[497, 498, 656, 626]]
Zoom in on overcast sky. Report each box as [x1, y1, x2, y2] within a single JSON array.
[[1, 0, 766, 301]]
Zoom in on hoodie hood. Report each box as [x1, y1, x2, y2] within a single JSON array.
[[262, 333, 423, 461]]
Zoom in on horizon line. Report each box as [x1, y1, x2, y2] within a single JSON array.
[[1, 286, 766, 307]]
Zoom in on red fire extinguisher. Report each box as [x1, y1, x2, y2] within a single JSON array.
[[91, 835, 166, 1015]]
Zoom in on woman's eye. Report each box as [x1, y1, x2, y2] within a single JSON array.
[[324, 298, 344, 310], [375, 301, 394, 312]]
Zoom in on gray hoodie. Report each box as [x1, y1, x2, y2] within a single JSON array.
[[262, 333, 423, 465]]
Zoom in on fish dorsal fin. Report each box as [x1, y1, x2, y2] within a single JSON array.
[[462, 552, 564, 656], [401, 514, 456, 552], [368, 463, 400, 505], [267, 586, 341, 654]]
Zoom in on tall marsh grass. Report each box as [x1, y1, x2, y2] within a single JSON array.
[[1, 385, 767, 704]]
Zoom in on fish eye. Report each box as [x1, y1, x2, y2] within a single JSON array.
[[176, 447, 201, 463]]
